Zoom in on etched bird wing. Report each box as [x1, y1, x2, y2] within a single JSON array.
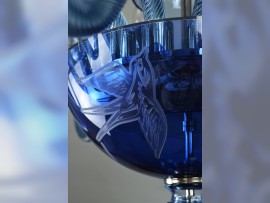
[[81, 96, 123, 115], [138, 95, 167, 159], [76, 61, 132, 97], [96, 105, 140, 141]]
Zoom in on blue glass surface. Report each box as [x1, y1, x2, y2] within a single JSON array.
[[68, 18, 202, 178]]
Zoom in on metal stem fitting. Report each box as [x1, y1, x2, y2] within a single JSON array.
[[165, 176, 202, 188], [165, 176, 202, 203]]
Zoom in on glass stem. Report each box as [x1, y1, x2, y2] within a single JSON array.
[[168, 188, 202, 203]]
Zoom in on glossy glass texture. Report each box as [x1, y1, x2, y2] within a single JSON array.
[[68, 18, 202, 178]]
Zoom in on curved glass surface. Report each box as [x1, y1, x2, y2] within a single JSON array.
[[68, 17, 202, 178]]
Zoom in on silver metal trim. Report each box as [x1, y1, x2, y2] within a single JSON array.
[[165, 176, 202, 186]]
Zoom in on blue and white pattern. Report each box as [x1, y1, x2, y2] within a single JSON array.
[[76, 47, 168, 159]]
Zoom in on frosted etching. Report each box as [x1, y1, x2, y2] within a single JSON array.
[[77, 47, 167, 159]]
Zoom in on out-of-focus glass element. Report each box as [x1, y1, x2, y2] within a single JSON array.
[[133, 0, 143, 10], [125, 0, 144, 23], [134, 0, 200, 18], [68, 17, 202, 202], [192, 0, 202, 16], [140, 0, 166, 20], [0, 0, 67, 202], [134, 0, 200, 20], [107, 12, 128, 30], [74, 121, 91, 142], [68, 0, 127, 36], [163, 0, 202, 18], [132, 0, 202, 22]]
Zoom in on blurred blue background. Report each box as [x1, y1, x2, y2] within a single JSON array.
[[0, 0, 67, 202], [204, 0, 270, 202]]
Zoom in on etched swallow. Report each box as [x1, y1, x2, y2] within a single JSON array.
[[76, 47, 167, 159]]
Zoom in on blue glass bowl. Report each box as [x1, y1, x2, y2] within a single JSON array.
[[68, 17, 202, 178]]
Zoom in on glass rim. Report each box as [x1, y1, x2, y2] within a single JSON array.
[[102, 16, 202, 34], [68, 16, 202, 51]]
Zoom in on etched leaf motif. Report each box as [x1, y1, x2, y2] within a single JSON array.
[[138, 95, 167, 159]]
